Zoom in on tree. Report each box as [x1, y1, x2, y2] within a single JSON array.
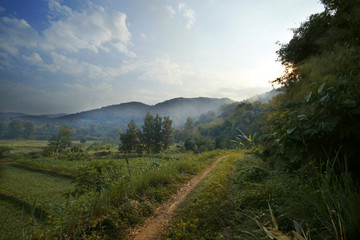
[[23, 122, 34, 139], [140, 113, 173, 153], [152, 114, 163, 153], [119, 120, 140, 154], [45, 125, 72, 155], [0, 122, 7, 138], [8, 120, 23, 139], [161, 116, 173, 149], [141, 112, 155, 153], [266, 0, 360, 174], [182, 117, 195, 141]]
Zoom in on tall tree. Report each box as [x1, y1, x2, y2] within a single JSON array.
[[152, 114, 163, 153], [182, 117, 195, 141], [161, 116, 173, 149], [8, 120, 23, 139], [140, 113, 173, 153], [23, 122, 35, 139], [0, 122, 7, 138], [46, 125, 72, 155], [141, 112, 155, 153], [119, 120, 140, 154]]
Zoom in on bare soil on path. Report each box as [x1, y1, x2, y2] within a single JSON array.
[[126, 154, 230, 240]]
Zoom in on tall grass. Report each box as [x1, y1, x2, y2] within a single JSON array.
[[41, 150, 224, 239], [180, 152, 360, 240], [250, 154, 360, 240], [301, 157, 360, 240]]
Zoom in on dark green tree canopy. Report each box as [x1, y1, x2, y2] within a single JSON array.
[[119, 120, 140, 154], [120, 113, 173, 154]]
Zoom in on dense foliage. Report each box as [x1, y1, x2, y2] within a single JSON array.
[[119, 113, 173, 154], [266, 0, 360, 175]]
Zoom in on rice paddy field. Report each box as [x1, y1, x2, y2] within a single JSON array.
[[0, 140, 226, 239], [0, 140, 48, 153]]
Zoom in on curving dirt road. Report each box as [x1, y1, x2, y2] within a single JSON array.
[[127, 154, 230, 240]]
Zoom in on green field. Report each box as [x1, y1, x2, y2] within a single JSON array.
[[0, 146, 227, 239], [0, 140, 48, 153], [15, 155, 182, 176], [0, 165, 74, 211], [0, 164, 74, 240], [0, 199, 39, 240]]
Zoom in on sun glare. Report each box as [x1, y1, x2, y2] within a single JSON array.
[[285, 63, 297, 75]]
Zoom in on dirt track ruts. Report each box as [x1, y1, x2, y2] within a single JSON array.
[[127, 154, 230, 240]]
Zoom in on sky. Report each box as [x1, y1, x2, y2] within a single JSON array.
[[0, 0, 325, 115]]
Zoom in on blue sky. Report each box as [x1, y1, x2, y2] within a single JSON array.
[[0, 0, 324, 114]]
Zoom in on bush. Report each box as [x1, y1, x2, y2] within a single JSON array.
[[0, 146, 11, 159]]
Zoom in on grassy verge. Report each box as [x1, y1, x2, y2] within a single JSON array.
[[40, 150, 227, 239], [165, 153, 240, 239], [164, 151, 360, 240]]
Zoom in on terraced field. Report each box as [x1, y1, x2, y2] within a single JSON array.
[[0, 164, 74, 240], [0, 150, 228, 239]]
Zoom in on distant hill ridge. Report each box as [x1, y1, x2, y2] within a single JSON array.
[[0, 97, 233, 128], [0, 92, 278, 129]]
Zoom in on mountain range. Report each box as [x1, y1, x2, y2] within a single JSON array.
[[0, 97, 233, 129], [0, 90, 278, 129]]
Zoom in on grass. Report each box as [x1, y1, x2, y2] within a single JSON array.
[[164, 152, 272, 239], [41, 150, 227, 239], [0, 165, 74, 212], [0, 165, 74, 239], [165, 153, 240, 239], [163, 150, 360, 240], [0, 198, 42, 240], [15, 154, 182, 177], [0, 140, 48, 153]]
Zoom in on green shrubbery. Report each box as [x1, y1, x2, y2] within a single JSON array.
[[164, 151, 360, 240]]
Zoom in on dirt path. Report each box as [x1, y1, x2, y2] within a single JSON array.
[[127, 154, 230, 240]]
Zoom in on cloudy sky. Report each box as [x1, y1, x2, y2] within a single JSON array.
[[0, 0, 324, 114]]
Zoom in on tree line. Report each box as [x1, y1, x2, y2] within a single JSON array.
[[0, 120, 120, 141], [119, 112, 173, 154]]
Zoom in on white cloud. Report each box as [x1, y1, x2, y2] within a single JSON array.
[[140, 56, 190, 85], [0, 17, 41, 55], [183, 9, 195, 29], [48, 52, 139, 80], [22, 52, 57, 73], [177, 3, 195, 29], [178, 3, 185, 12], [43, 0, 133, 55], [22, 52, 43, 66], [165, 5, 176, 18], [140, 33, 147, 40]]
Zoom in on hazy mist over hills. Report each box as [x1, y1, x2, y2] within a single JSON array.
[[0, 90, 278, 130], [0, 97, 232, 129]]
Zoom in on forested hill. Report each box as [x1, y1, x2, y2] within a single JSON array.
[[0, 97, 234, 129]]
